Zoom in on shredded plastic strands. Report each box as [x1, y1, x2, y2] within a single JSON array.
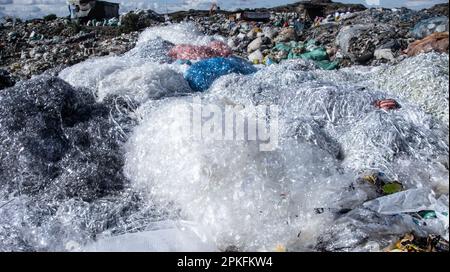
[[58, 56, 135, 91], [123, 57, 448, 251], [97, 63, 192, 103], [369, 53, 449, 125], [208, 60, 448, 175], [1, 23, 448, 252], [59, 38, 192, 104], [292, 53, 449, 126], [0, 76, 153, 251], [124, 37, 175, 63], [125, 97, 352, 251]]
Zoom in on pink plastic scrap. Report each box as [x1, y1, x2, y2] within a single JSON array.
[[168, 41, 232, 60]]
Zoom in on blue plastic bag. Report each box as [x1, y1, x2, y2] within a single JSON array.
[[185, 57, 257, 92]]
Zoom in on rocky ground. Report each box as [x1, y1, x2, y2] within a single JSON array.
[[0, 17, 139, 85], [0, 1, 448, 90]]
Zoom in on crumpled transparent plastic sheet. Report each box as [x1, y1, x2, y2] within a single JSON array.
[[84, 221, 217, 252], [363, 188, 448, 216], [364, 190, 449, 242], [314, 208, 430, 252], [317, 190, 448, 252]]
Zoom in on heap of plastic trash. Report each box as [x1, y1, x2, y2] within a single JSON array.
[[0, 18, 449, 252]]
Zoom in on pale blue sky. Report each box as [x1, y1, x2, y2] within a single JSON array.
[[0, 0, 448, 19]]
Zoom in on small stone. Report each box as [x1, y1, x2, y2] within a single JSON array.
[[274, 28, 297, 43], [374, 48, 395, 62], [247, 37, 262, 53], [436, 25, 446, 32], [236, 33, 246, 40], [248, 49, 263, 64]]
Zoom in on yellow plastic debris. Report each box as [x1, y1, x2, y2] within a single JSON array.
[[275, 244, 286, 252]]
